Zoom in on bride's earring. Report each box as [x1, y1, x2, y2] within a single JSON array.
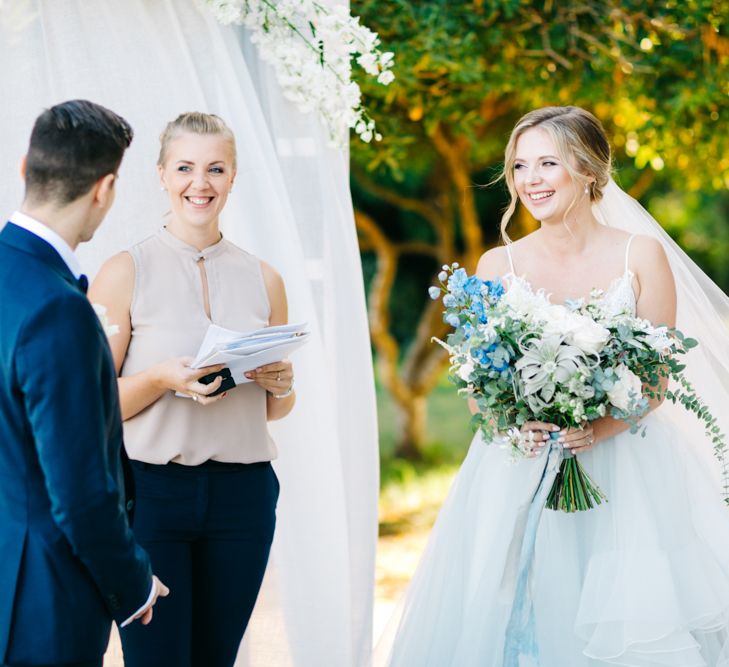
[[584, 184, 589, 196]]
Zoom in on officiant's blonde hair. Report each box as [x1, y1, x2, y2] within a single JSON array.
[[499, 106, 611, 242], [158, 112, 237, 169]]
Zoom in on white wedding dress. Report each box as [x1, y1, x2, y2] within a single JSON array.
[[379, 241, 729, 666]]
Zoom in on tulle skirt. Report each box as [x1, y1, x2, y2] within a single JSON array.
[[377, 407, 729, 666]]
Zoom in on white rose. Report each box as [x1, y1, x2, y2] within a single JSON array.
[[607, 364, 642, 411], [568, 317, 610, 355], [542, 307, 609, 355], [501, 280, 544, 320], [540, 304, 573, 335]]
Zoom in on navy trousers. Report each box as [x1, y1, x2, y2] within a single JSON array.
[[120, 460, 278, 667]]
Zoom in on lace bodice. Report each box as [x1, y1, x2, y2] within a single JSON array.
[[505, 270, 637, 318], [503, 234, 637, 318]]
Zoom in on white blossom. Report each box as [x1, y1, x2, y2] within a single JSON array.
[[607, 364, 643, 411], [541, 305, 610, 355], [196, 0, 395, 147]]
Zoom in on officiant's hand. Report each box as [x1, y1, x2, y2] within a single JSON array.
[[155, 357, 228, 405], [245, 360, 294, 395]]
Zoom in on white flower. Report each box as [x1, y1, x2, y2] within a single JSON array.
[[542, 305, 609, 355], [377, 70, 395, 85], [499, 427, 531, 461], [92, 304, 120, 338], [457, 362, 475, 382], [644, 325, 673, 354], [501, 280, 544, 320], [515, 335, 589, 411], [196, 0, 394, 147], [567, 317, 610, 355], [607, 364, 642, 411]]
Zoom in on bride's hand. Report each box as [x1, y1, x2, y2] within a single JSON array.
[[561, 424, 596, 454], [520, 421, 560, 458]]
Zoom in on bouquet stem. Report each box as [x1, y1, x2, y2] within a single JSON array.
[[544, 435, 607, 512]]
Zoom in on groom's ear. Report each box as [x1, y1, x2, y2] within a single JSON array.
[[92, 173, 117, 209]]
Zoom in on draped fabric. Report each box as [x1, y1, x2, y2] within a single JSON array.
[[0, 2, 378, 664]]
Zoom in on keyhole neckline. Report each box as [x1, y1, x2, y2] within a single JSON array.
[[158, 226, 226, 261]]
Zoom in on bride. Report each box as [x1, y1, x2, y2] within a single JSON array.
[[378, 106, 729, 666]]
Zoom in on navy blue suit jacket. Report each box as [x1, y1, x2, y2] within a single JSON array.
[[0, 222, 152, 664]]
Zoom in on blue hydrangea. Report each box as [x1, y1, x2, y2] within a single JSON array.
[[487, 279, 505, 301], [463, 275, 482, 296], [428, 286, 441, 300], [473, 342, 510, 372], [448, 268, 468, 293], [469, 298, 487, 324]]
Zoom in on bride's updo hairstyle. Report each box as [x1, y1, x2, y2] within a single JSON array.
[[157, 111, 237, 169], [499, 106, 611, 241]]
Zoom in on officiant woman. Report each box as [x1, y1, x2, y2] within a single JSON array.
[[89, 112, 295, 667]]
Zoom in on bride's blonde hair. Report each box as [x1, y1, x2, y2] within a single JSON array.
[[499, 106, 612, 242]]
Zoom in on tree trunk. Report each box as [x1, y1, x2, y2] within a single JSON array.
[[394, 392, 428, 459]]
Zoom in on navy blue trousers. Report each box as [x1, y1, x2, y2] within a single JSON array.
[[120, 460, 278, 667]]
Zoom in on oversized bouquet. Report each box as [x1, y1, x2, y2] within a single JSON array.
[[430, 264, 724, 512]]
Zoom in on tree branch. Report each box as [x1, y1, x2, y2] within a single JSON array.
[[354, 210, 413, 409], [627, 169, 655, 201], [431, 123, 484, 269], [352, 167, 447, 235]]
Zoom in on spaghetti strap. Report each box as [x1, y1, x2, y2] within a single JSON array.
[[505, 243, 516, 275], [624, 234, 636, 273]]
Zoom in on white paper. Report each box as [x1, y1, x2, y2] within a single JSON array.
[[175, 322, 310, 397]]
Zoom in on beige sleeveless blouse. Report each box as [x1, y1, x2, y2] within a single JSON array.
[[121, 228, 277, 465]]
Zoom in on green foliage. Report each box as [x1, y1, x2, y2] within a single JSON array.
[[353, 0, 728, 188]]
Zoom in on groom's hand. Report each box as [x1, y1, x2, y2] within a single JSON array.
[[132, 575, 170, 626]]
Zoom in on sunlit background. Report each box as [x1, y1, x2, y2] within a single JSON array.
[[348, 0, 729, 634]]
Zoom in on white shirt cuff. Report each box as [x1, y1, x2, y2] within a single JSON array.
[[119, 581, 156, 628]]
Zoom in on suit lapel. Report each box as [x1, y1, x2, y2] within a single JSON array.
[[0, 222, 80, 292]]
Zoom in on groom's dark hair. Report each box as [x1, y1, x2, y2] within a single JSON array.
[[24, 99, 133, 206]]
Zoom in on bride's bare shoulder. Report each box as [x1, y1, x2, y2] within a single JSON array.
[[629, 233, 670, 273], [475, 244, 512, 280], [476, 235, 535, 280]]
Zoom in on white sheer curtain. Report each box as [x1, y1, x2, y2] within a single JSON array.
[[0, 2, 378, 665]]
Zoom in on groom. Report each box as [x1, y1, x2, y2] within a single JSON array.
[[0, 100, 168, 667]]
